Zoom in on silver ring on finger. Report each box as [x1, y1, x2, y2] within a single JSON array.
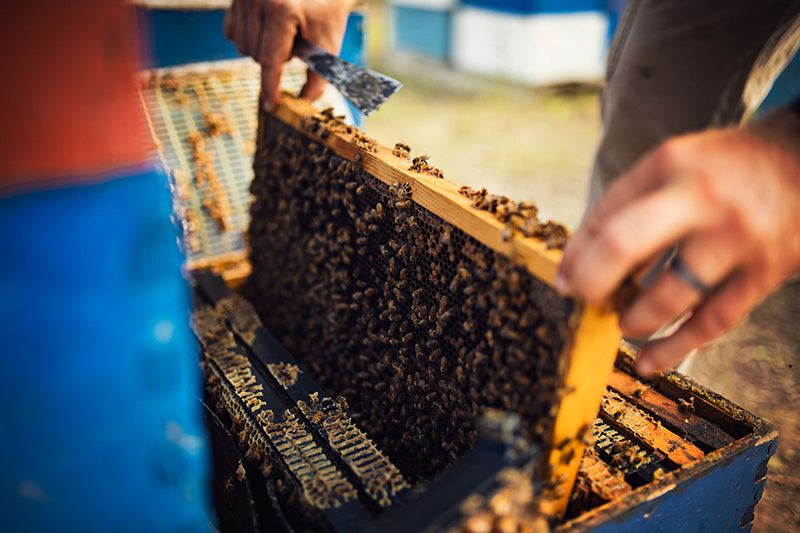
[[668, 255, 712, 295]]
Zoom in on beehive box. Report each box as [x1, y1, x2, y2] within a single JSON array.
[[191, 272, 776, 532], [141, 65, 776, 529]]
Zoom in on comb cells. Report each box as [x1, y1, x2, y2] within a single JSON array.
[[245, 113, 580, 483]]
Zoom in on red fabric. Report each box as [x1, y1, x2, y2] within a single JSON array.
[[0, 1, 148, 191]]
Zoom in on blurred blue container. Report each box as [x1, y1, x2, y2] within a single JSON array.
[[137, 7, 366, 69], [460, 0, 603, 15], [0, 167, 210, 532], [137, 8, 240, 68], [391, 0, 455, 62]]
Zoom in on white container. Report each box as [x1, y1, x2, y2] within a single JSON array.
[[452, 6, 608, 85]]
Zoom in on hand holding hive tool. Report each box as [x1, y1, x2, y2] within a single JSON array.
[[223, 0, 400, 115], [292, 35, 402, 116]]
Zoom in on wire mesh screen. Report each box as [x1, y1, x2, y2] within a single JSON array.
[[138, 58, 352, 271]]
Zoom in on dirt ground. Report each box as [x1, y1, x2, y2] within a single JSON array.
[[362, 5, 799, 529]]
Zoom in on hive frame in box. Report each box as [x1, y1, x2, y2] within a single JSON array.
[[558, 347, 778, 532], [259, 94, 621, 514], [192, 271, 549, 532], [196, 266, 778, 531]]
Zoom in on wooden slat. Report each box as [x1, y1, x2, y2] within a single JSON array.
[[575, 452, 632, 502], [269, 96, 621, 517], [600, 390, 704, 466], [273, 96, 563, 284], [543, 306, 620, 514], [606, 369, 734, 450]]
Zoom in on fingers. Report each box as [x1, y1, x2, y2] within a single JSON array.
[[235, 0, 252, 56], [619, 232, 740, 339], [257, 9, 296, 110], [299, 71, 327, 103], [634, 270, 758, 376], [560, 140, 694, 301], [559, 181, 704, 304], [248, 2, 265, 58]]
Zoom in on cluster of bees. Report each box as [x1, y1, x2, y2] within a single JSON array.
[[297, 393, 410, 507], [140, 70, 246, 252], [458, 186, 568, 250], [193, 299, 363, 516], [197, 289, 410, 515], [455, 467, 549, 533], [591, 419, 662, 483], [187, 129, 232, 232], [246, 113, 580, 485]]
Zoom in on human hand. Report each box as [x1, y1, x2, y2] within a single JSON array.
[[224, 0, 355, 110], [557, 109, 800, 376]]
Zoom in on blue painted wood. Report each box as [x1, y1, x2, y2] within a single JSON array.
[[568, 434, 776, 532], [0, 167, 210, 532], [393, 5, 452, 62], [137, 8, 240, 68], [460, 0, 604, 15], [137, 7, 367, 70]]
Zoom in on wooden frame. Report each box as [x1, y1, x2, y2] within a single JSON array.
[[269, 95, 621, 514]]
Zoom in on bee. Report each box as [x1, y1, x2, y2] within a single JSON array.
[[678, 396, 695, 415], [392, 142, 411, 159], [409, 155, 433, 174], [335, 395, 349, 410], [310, 411, 324, 425]]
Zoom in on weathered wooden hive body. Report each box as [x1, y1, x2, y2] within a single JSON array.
[[140, 63, 777, 532]]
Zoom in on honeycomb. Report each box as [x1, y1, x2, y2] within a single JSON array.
[[245, 107, 583, 485], [193, 285, 409, 521]]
